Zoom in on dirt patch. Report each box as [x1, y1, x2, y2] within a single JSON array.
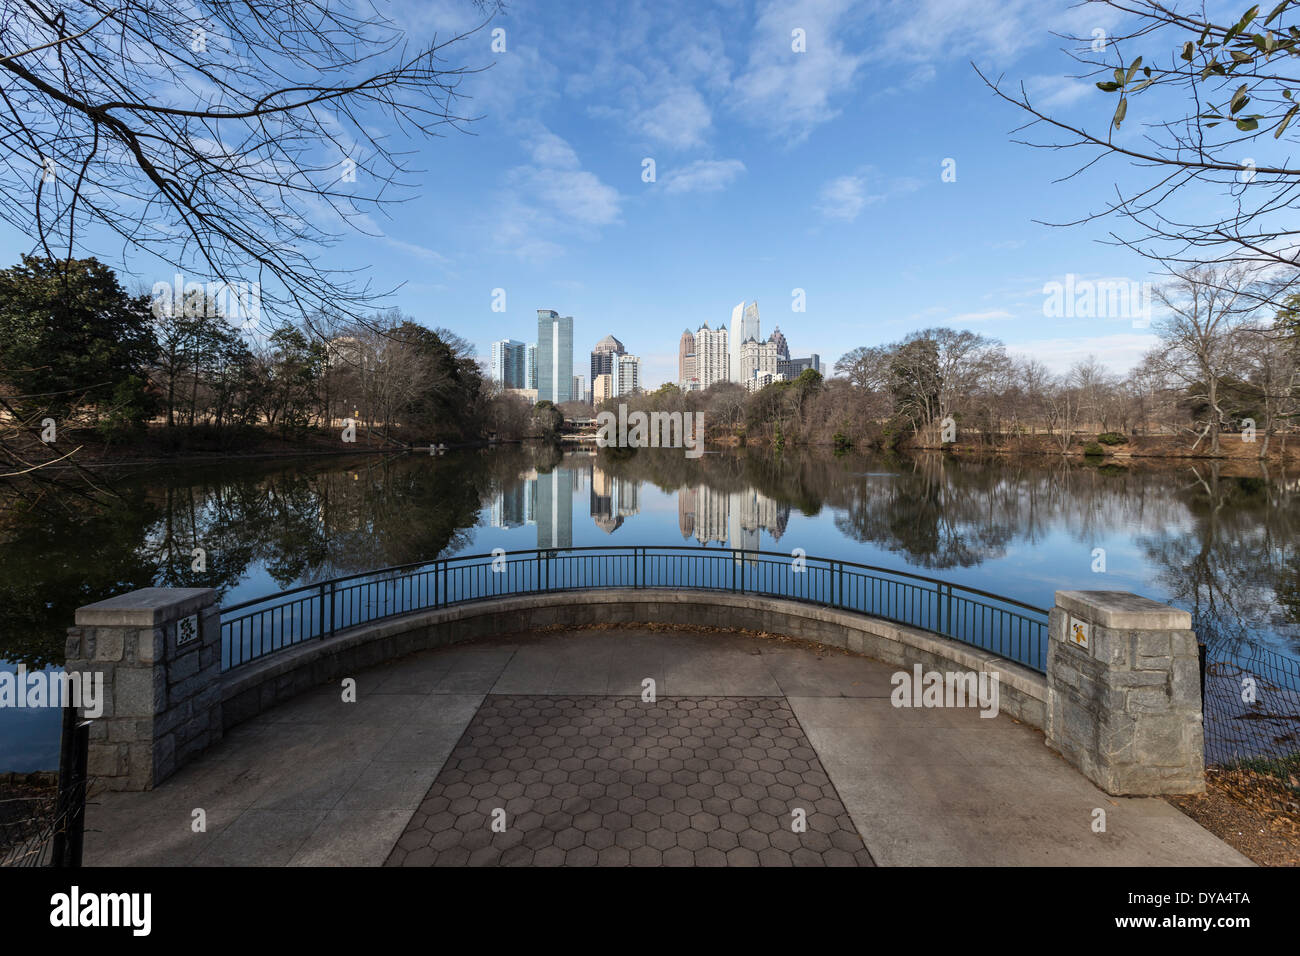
[[1168, 766, 1300, 867]]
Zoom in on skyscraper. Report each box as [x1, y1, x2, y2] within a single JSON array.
[[535, 467, 573, 549], [729, 301, 759, 384], [590, 334, 625, 388], [769, 326, 790, 361], [694, 322, 728, 389], [612, 353, 640, 396], [490, 339, 526, 388], [536, 310, 573, 403], [678, 328, 696, 389], [739, 336, 780, 388], [525, 343, 538, 390]]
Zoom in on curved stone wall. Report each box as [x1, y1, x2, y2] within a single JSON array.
[[220, 588, 1048, 732]]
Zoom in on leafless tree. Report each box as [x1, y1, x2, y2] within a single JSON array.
[[0, 1, 499, 329], [1147, 263, 1260, 453], [979, 0, 1300, 308]]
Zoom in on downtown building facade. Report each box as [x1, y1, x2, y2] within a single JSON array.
[[590, 334, 625, 389], [490, 339, 527, 388], [728, 301, 760, 385], [536, 310, 574, 403], [693, 323, 729, 389], [678, 328, 697, 390], [612, 353, 640, 396]]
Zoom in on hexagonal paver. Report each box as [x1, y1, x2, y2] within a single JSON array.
[[384, 695, 874, 867]]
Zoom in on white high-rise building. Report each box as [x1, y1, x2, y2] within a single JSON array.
[[694, 323, 728, 389], [525, 343, 538, 390], [739, 337, 780, 388], [729, 300, 759, 384], [612, 353, 640, 396]]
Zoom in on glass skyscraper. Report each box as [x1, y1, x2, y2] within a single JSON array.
[[490, 339, 526, 388], [536, 310, 574, 403]]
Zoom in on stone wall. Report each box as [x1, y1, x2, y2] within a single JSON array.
[[66, 588, 222, 791], [220, 590, 1048, 732], [1045, 590, 1204, 795]]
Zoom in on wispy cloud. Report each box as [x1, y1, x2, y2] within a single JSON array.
[[816, 169, 921, 222], [662, 159, 746, 195], [1006, 332, 1159, 375], [494, 124, 622, 260], [731, 0, 866, 143]]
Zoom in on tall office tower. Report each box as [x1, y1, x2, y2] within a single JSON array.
[[590, 464, 622, 533], [694, 322, 728, 388], [729, 301, 760, 383], [593, 373, 612, 404], [677, 487, 696, 539], [490, 484, 527, 528], [612, 353, 640, 396], [525, 343, 538, 390], [536, 310, 574, 403], [572, 375, 587, 404], [694, 485, 729, 545], [490, 339, 526, 388], [590, 334, 625, 389], [678, 328, 696, 388], [768, 326, 790, 362], [535, 467, 573, 549]]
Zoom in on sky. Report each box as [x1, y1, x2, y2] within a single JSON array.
[[1, 0, 1269, 386]]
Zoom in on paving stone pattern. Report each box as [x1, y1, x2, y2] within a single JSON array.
[[386, 695, 875, 866]]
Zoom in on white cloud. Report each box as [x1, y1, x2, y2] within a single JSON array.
[[949, 309, 1014, 323], [635, 87, 713, 149], [816, 170, 920, 221], [1006, 333, 1160, 375], [731, 0, 866, 143], [662, 159, 746, 195], [817, 175, 872, 221], [494, 125, 622, 260]]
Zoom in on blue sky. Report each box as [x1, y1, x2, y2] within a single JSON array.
[[3, 0, 1263, 386]]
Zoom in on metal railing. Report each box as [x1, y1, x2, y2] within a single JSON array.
[[1201, 641, 1300, 766], [221, 546, 1050, 672]]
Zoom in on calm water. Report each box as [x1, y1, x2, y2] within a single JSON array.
[[3, 445, 1298, 769]]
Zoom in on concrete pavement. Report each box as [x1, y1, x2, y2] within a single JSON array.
[[83, 627, 1251, 866]]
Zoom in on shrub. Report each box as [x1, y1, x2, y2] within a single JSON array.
[[1097, 432, 1128, 446], [1083, 442, 1105, 457]]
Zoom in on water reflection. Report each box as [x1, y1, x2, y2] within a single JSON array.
[[2, 447, 1298, 670]]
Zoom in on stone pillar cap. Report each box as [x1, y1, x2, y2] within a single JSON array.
[[1055, 590, 1191, 630], [75, 587, 217, 627]]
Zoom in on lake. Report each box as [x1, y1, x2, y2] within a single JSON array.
[[3, 443, 1297, 769]]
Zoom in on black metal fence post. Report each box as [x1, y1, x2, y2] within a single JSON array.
[[52, 709, 89, 868]]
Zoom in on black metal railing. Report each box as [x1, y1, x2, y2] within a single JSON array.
[[221, 546, 1050, 672], [1202, 641, 1300, 767]]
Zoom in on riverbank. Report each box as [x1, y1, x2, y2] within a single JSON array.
[[8, 424, 517, 471], [722, 429, 1300, 463]]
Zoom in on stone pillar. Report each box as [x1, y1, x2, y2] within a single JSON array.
[[66, 588, 222, 791], [1046, 590, 1204, 795]]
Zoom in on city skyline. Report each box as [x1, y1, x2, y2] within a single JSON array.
[[488, 300, 821, 395]]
